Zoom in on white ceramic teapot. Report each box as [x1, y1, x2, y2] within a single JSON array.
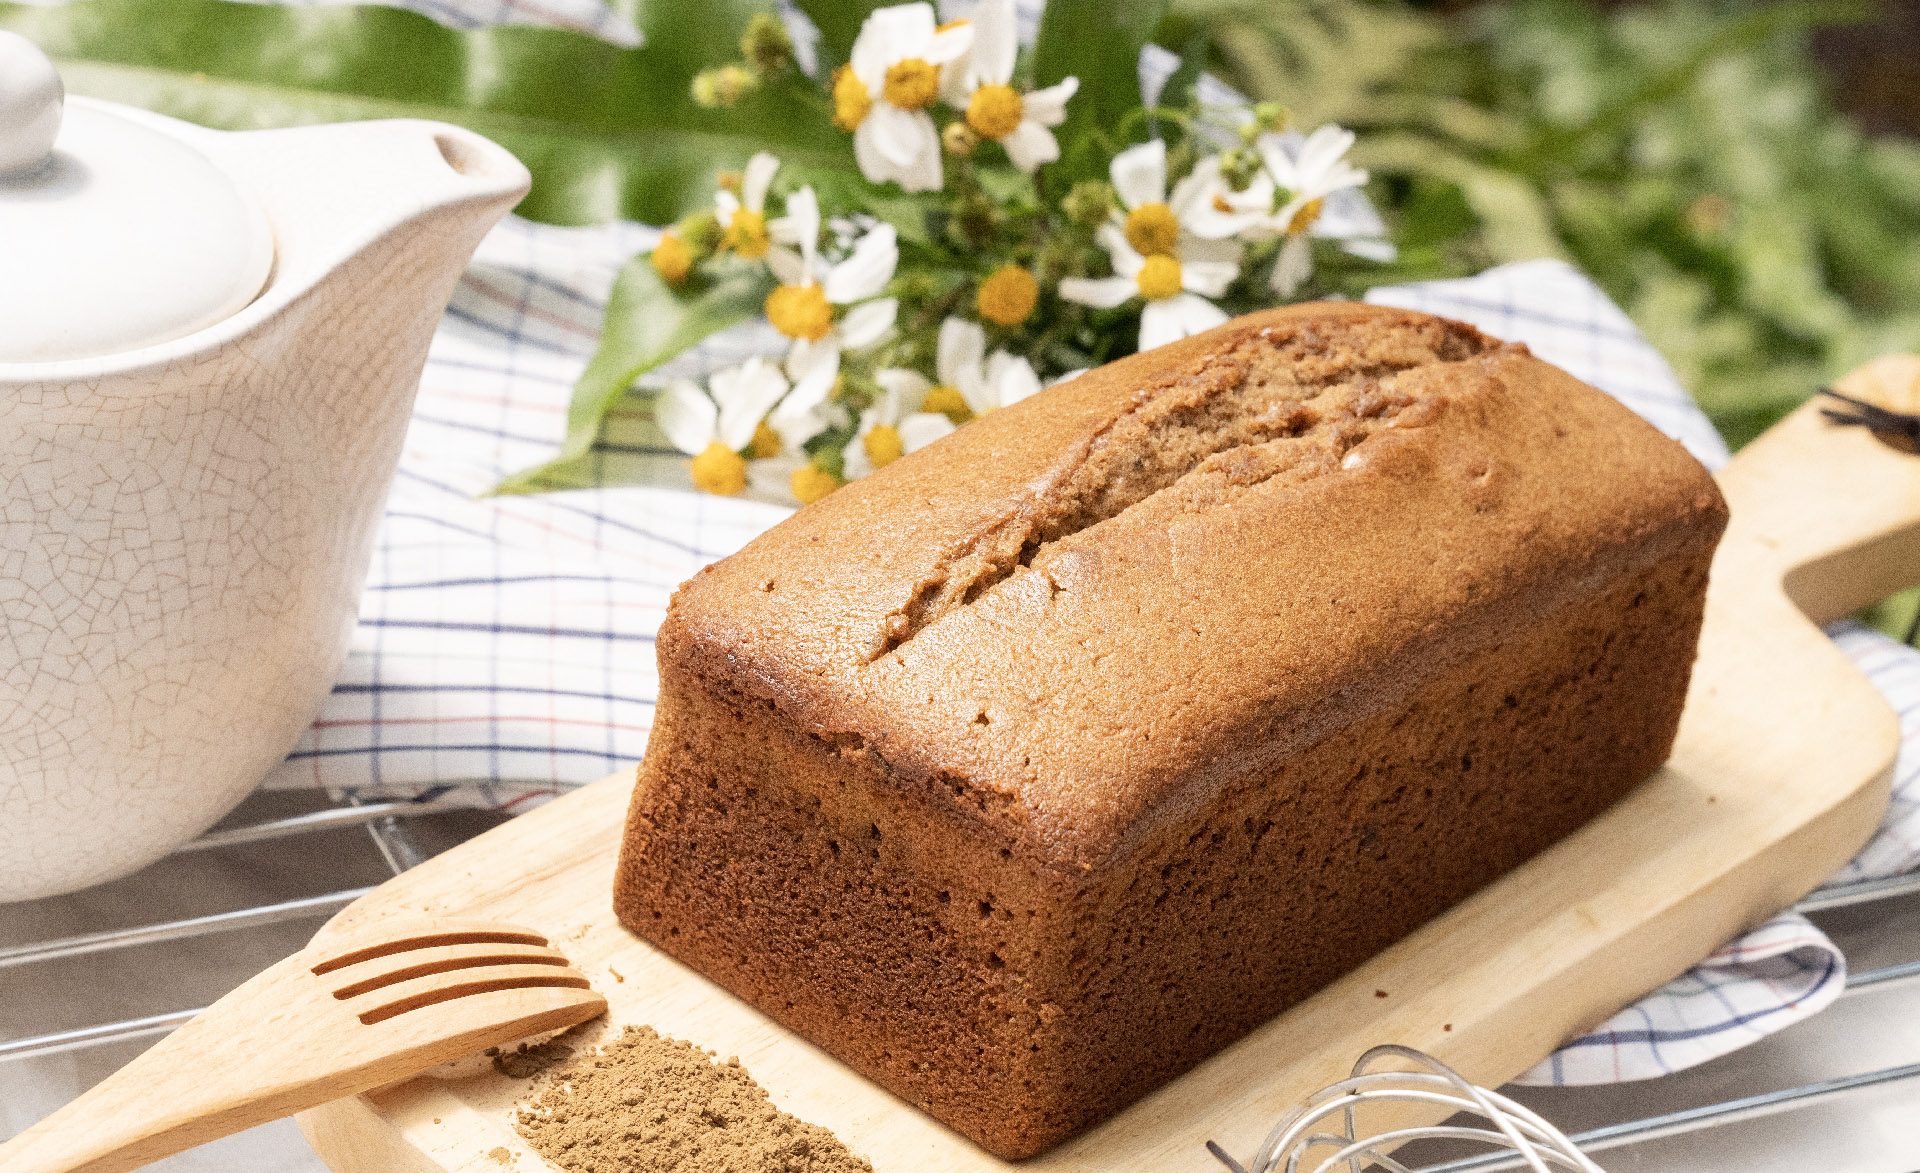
[[0, 32, 531, 900]]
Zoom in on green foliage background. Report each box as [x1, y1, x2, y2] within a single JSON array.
[[0, 0, 851, 226], [8, 0, 1912, 454], [1168, 0, 1920, 450], [7, 0, 1918, 624]]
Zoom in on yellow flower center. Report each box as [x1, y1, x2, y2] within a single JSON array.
[[765, 283, 833, 341], [1136, 254, 1183, 300], [650, 232, 691, 286], [749, 421, 783, 460], [691, 441, 747, 496], [977, 265, 1039, 326], [791, 463, 840, 504], [1124, 202, 1181, 257], [921, 384, 973, 423], [966, 84, 1025, 141], [883, 58, 940, 110], [863, 424, 905, 468], [832, 64, 871, 131], [723, 209, 770, 259], [1287, 197, 1325, 235]]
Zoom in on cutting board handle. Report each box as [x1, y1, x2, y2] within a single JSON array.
[[1716, 355, 1920, 625]]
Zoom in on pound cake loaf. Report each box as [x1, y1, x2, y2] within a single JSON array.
[[614, 303, 1728, 1158]]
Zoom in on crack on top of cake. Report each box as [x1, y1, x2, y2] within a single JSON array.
[[865, 316, 1498, 660]]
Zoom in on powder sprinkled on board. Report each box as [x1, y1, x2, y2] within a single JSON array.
[[491, 1037, 577, 1080], [515, 1025, 873, 1173]]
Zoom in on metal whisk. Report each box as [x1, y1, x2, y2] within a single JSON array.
[[1206, 1045, 1604, 1173]]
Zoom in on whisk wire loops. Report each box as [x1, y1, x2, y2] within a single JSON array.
[[1212, 1045, 1605, 1173]]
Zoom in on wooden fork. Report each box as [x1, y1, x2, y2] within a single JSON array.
[[0, 918, 607, 1173]]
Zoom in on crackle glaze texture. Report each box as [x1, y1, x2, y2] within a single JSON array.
[[0, 110, 528, 900]]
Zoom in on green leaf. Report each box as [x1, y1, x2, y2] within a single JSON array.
[[790, 0, 888, 75], [492, 260, 774, 495], [1033, 0, 1170, 181], [0, 0, 851, 227]]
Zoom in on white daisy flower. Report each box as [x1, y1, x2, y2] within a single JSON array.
[[744, 451, 809, 505], [741, 413, 821, 505], [742, 386, 868, 506], [939, 0, 1078, 173], [654, 357, 791, 496], [1270, 232, 1317, 298], [924, 316, 1042, 417], [1315, 187, 1397, 262], [1186, 126, 1372, 235], [935, 10, 977, 109], [1105, 138, 1242, 266], [1260, 125, 1370, 232], [841, 369, 958, 480], [1257, 126, 1382, 294], [714, 151, 781, 259], [1181, 125, 1387, 295], [764, 185, 901, 415], [762, 386, 842, 452], [1178, 151, 1279, 241], [1058, 223, 1239, 351], [832, 3, 973, 192], [1266, 184, 1398, 296]]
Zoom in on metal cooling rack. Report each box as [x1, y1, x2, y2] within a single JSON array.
[[3, 789, 1918, 1171]]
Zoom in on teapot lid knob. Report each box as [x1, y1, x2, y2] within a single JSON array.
[[0, 31, 63, 177], [0, 41, 273, 365]]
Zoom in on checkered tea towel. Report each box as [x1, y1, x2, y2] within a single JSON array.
[[204, 0, 1919, 1087]]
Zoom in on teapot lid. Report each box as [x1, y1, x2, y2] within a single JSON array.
[[0, 32, 273, 364]]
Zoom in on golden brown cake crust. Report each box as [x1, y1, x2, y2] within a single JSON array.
[[656, 303, 1725, 873], [616, 303, 1728, 1157]]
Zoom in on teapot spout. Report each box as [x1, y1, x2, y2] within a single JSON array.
[[198, 118, 530, 314]]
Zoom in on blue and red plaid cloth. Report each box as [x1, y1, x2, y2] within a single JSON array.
[[213, 0, 1920, 1087]]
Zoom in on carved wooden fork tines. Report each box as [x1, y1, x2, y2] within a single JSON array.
[[0, 919, 607, 1173]]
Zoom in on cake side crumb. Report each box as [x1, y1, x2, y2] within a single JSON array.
[[514, 1025, 873, 1173]]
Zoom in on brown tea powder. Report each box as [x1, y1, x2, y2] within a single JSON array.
[[514, 1025, 873, 1173], [492, 1037, 578, 1080]]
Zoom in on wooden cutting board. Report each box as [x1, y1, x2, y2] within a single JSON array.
[[295, 357, 1920, 1173]]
